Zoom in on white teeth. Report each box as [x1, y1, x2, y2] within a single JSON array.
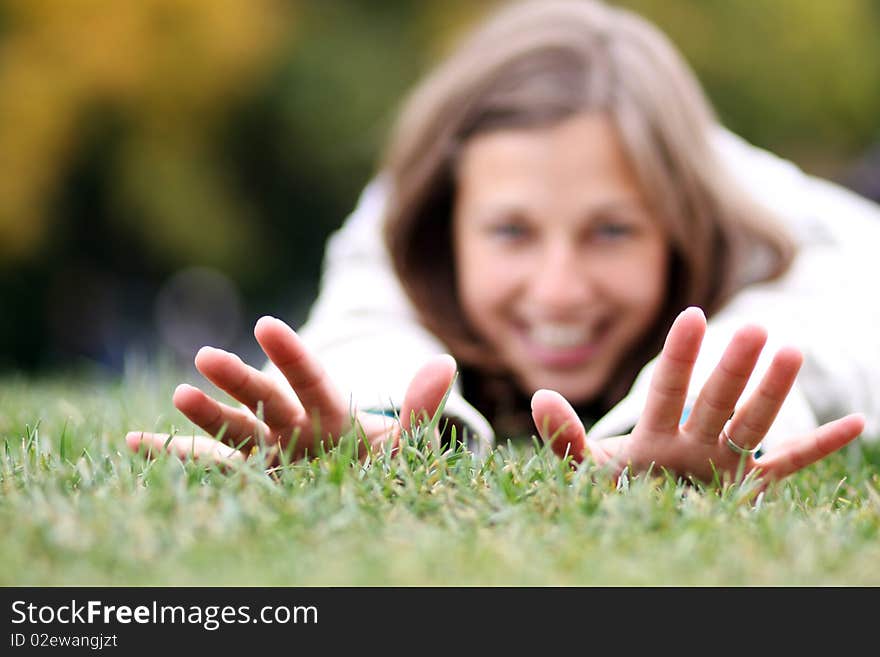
[[529, 323, 595, 348]]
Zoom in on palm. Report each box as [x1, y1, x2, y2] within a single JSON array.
[[126, 316, 457, 465], [532, 308, 864, 484]]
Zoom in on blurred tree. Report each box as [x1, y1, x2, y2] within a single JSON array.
[[0, 0, 287, 267]]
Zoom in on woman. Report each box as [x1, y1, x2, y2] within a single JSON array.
[[127, 0, 878, 483]]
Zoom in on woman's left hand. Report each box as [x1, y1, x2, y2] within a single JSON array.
[[531, 307, 865, 484]]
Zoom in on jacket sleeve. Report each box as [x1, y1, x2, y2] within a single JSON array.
[[263, 178, 495, 454], [588, 130, 880, 449]]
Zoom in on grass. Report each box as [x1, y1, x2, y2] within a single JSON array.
[[2, 364, 880, 587]]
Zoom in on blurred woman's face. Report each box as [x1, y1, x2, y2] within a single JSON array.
[[452, 112, 669, 404]]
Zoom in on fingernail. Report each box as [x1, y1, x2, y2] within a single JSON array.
[[125, 431, 146, 447], [530, 389, 552, 410], [173, 383, 196, 398]]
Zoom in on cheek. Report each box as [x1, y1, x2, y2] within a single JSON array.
[[454, 235, 482, 315], [605, 244, 669, 318], [636, 248, 669, 321], [455, 237, 523, 320]]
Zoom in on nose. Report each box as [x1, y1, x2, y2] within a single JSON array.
[[529, 240, 595, 315]]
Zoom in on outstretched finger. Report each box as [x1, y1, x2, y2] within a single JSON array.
[[724, 347, 803, 452], [194, 346, 303, 430], [531, 389, 587, 462], [399, 354, 458, 433], [173, 384, 271, 450], [125, 431, 245, 464], [683, 324, 767, 444], [755, 413, 865, 481], [254, 316, 348, 434], [637, 307, 706, 436], [365, 354, 459, 455]]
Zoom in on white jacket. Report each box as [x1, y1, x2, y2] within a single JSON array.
[[270, 130, 880, 452]]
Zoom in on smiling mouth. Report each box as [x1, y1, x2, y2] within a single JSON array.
[[516, 319, 611, 368]]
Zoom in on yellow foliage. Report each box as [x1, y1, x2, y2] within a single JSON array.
[[0, 0, 291, 262]]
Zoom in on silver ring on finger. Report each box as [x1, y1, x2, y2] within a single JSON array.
[[722, 423, 761, 456]]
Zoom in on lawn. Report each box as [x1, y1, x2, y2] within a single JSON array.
[[2, 365, 879, 586]]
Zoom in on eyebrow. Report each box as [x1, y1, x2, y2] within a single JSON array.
[[463, 196, 650, 224], [587, 199, 648, 216]]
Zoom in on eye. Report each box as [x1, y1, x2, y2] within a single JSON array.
[[487, 222, 530, 241], [592, 220, 635, 241]]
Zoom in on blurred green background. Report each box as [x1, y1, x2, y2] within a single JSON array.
[[1, 0, 878, 373]]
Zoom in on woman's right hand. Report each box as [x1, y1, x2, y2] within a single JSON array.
[[126, 316, 457, 466]]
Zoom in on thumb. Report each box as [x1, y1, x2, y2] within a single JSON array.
[[399, 354, 458, 434], [531, 389, 587, 462]]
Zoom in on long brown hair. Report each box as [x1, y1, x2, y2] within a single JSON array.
[[383, 0, 795, 415]]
